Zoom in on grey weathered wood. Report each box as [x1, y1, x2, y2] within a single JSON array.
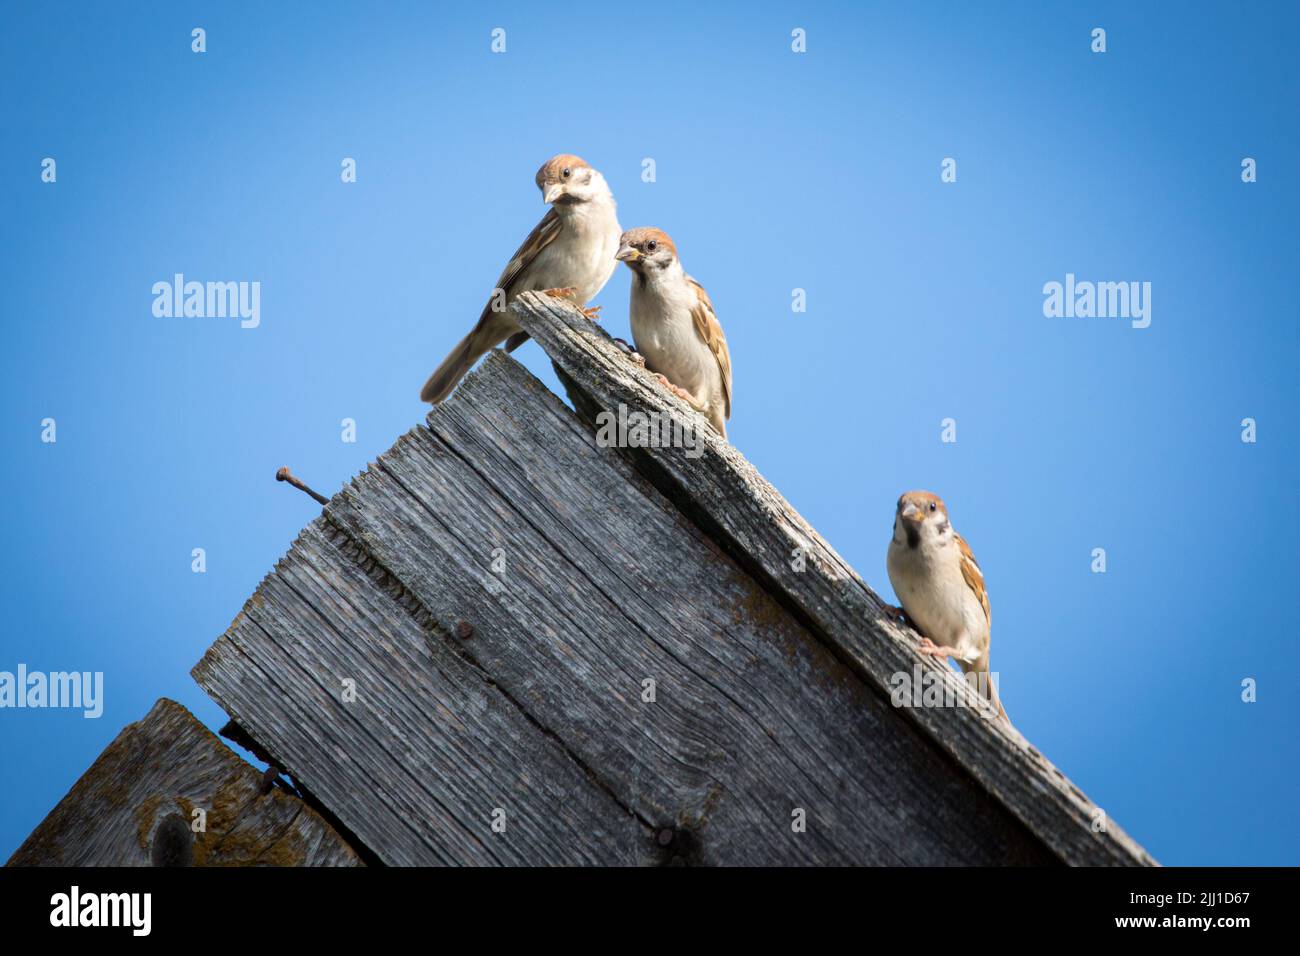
[[13, 292, 1156, 867], [6, 698, 361, 867], [510, 290, 1156, 867], [336, 355, 1058, 863], [193, 347, 1069, 865], [194, 517, 644, 866]]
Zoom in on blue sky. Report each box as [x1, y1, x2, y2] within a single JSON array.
[[2, 1, 1296, 865]]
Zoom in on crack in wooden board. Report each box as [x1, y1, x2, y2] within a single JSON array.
[[194, 520, 647, 866]]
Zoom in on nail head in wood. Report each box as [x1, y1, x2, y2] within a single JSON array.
[[276, 466, 330, 506]]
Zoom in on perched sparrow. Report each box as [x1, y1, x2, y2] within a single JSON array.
[[885, 491, 1009, 723], [615, 228, 732, 439], [420, 154, 622, 403]]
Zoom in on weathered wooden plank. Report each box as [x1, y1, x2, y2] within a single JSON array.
[[194, 516, 647, 865], [510, 290, 1156, 867], [6, 698, 361, 867], [299, 352, 1053, 864]]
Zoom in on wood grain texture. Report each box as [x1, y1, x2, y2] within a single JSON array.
[[194, 517, 644, 866], [192, 346, 1071, 865], [6, 698, 361, 867], [332, 354, 1056, 863], [510, 290, 1157, 867]]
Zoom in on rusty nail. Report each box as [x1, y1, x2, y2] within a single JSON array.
[[657, 827, 674, 847], [276, 466, 329, 505], [456, 620, 474, 639]]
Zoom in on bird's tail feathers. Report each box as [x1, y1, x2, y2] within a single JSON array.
[[979, 667, 1009, 724], [420, 329, 491, 403], [963, 662, 1010, 725]]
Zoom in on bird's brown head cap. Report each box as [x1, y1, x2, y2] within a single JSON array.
[[535, 154, 590, 189], [897, 490, 948, 522], [615, 227, 678, 269]]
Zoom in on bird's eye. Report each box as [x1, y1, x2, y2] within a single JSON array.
[[647, 240, 657, 251], [562, 168, 571, 178], [929, 502, 937, 512]]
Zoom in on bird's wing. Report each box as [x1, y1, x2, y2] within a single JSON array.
[[955, 533, 991, 627], [686, 275, 732, 419], [478, 206, 564, 327]]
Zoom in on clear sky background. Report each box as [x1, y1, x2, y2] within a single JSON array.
[[2, 1, 1296, 865]]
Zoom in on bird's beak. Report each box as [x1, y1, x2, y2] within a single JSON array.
[[615, 244, 641, 262], [899, 502, 922, 524], [543, 183, 565, 204]]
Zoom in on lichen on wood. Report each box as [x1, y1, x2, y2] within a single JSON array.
[[7, 698, 361, 867]]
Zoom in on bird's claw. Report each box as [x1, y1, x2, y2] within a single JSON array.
[[543, 287, 578, 300], [916, 638, 951, 659], [581, 305, 602, 321], [654, 374, 696, 405]]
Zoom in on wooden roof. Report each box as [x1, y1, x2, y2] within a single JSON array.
[[192, 292, 1153, 866], [14, 291, 1154, 866]]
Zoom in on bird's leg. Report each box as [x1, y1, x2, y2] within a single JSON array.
[[654, 374, 703, 409], [881, 603, 923, 632], [542, 287, 577, 300], [916, 637, 960, 660]]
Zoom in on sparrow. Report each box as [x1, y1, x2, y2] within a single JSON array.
[[420, 154, 622, 403], [614, 228, 732, 439], [884, 491, 1009, 723]]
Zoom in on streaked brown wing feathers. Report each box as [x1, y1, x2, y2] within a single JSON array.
[[478, 207, 563, 326], [955, 533, 990, 625], [686, 276, 732, 418]]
